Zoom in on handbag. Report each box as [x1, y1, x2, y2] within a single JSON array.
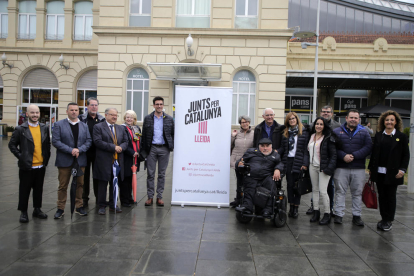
[[362, 178, 378, 209], [294, 170, 312, 195], [254, 186, 272, 209]]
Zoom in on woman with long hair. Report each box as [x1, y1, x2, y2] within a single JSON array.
[[308, 117, 337, 225], [278, 112, 310, 218], [368, 110, 410, 231]]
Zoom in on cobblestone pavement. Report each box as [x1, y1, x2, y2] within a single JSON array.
[[1, 137, 414, 275]]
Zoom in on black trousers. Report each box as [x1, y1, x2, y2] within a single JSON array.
[[120, 175, 134, 204], [235, 169, 243, 200], [242, 175, 274, 213], [286, 157, 301, 205], [18, 167, 46, 212], [82, 154, 99, 202], [98, 172, 115, 208], [376, 174, 398, 222]]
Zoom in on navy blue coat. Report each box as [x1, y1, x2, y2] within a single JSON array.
[[52, 119, 92, 167], [123, 125, 142, 177], [333, 123, 372, 169]]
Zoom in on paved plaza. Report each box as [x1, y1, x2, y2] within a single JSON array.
[[1, 137, 414, 275]]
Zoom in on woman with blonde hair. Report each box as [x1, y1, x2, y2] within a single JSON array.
[[278, 112, 310, 218], [120, 110, 142, 207], [369, 110, 410, 231]]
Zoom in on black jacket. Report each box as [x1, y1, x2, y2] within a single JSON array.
[[123, 125, 142, 177], [309, 132, 337, 176], [8, 121, 51, 170], [253, 120, 284, 150], [368, 130, 410, 185], [141, 111, 174, 153], [278, 126, 310, 174], [235, 148, 284, 180]]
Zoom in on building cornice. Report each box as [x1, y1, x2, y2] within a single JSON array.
[[0, 47, 97, 55]]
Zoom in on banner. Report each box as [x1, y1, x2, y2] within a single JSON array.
[[172, 86, 232, 207]]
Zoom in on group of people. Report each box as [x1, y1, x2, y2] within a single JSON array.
[[9, 96, 174, 223], [230, 106, 410, 231]]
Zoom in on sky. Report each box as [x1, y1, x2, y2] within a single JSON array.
[[397, 0, 414, 4]]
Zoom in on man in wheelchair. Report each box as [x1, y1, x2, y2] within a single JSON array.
[[235, 138, 283, 217]]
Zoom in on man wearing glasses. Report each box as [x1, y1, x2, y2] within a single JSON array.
[[79, 97, 105, 207], [141, 96, 175, 207], [252, 108, 283, 150]]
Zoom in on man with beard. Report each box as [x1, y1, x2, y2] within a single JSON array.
[[235, 138, 283, 217], [79, 97, 105, 207], [9, 104, 51, 223]]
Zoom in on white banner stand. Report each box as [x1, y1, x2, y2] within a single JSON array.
[[171, 86, 232, 207]]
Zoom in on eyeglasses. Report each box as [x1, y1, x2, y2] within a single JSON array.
[[264, 114, 274, 117], [108, 114, 119, 117], [240, 121, 249, 124], [321, 111, 332, 114], [289, 117, 297, 121]]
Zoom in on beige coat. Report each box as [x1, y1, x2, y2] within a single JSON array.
[[230, 127, 254, 169]]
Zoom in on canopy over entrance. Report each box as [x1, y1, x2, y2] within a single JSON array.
[[147, 63, 221, 81]]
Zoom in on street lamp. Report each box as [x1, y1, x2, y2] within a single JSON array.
[[293, 0, 321, 122]]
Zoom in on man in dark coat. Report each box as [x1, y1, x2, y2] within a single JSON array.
[[9, 104, 51, 223], [93, 107, 128, 215], [333, 109, 372, 226], [52, 103, 92, 219], [78, 97, 105, 207], [235, 138, 283, 217], [252, 108, 284, 150], [141, 96, 174, 207]]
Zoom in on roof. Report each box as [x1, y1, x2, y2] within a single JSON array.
[[355, 0, 414, 13], [289, 33, 414, 44]]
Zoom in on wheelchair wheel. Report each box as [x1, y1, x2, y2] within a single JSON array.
[[236, 212, 253, 224], [273, 197, 287, 228]]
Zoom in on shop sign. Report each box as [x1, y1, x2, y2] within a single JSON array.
[[291, 96, 311, 111]]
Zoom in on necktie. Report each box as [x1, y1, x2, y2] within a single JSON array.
[[110, 125, 115, 136]]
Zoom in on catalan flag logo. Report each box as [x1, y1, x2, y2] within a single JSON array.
[[198, 121, 208, 134]]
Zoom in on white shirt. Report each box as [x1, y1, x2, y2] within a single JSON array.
[[377, 128, 396, 174], [28, 121, 39, 127], [67, 118, 80, 125], [106, 121, 116, 135], [288, 135, 298, 158]]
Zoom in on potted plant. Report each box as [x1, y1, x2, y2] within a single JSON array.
[[6, 126, 14, 137]]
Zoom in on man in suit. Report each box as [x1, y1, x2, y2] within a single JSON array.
[[9, 104, 51, 223], [78, 97, 105, 207], [141, 96, 174, 207], [93, 107, 128, 215], [52, 103, 92, 219]]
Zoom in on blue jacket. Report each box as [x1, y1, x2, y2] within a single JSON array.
[[333, 123, 372, 169], [52, 119, 92, 167]]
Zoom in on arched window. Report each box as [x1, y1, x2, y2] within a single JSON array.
[[0, 0, 8, 38], [18, 1, 36, 39], [126, 68, 149, 121], [232, 70, 256, 124], [77, 70, 97, 114], [74, 1, 93, 41], [46, 1, 64, 40]]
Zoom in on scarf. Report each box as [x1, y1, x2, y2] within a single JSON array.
[[288, 125, 299, 151]]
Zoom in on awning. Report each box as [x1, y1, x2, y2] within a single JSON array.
[[147, 63, 221, 81]]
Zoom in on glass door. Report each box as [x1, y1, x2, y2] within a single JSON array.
[[16, 105, 27, 126], [50, 106, 57, 136]]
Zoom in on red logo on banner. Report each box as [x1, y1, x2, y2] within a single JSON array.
[[198, 121, 208, 134]]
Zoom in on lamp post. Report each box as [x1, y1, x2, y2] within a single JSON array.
[[409, 62, 414, 193], [293, 0, 321, 122]]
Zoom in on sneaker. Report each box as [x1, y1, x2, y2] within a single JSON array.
[[75, 207, 88, 216], [32, 208, 48, 219], [352, 216, 365, 227], [54, 209, 65, 219], [380, 221, 393, 231], [377, 220, 383, 230], [98, 207, 106, 215], [306, 206, 314, 215], [109, 206, 122, 213], [334, 216, 343, 224], [20, 211, 29, 223]]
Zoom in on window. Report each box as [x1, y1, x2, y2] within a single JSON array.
[[232, 70, 256, 125], [74, 1, 93, 41], [0, 87, 3, 121], [0, 0, 8, 38], [235, 0, 258, 29], [46, 1, 64, 40], [176, 0, 210, 28], [18, 1, 36, 39], [126, 68, 149, 122], [76, 70, 97, 114], [130, 0, 151, 27]]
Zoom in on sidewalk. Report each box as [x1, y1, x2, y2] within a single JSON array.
[[1, 137, 414, 275]]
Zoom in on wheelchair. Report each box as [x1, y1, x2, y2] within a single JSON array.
[[235, 163, 287, 228]]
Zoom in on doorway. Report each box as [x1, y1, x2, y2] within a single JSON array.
[[17, 105, 58, 136]]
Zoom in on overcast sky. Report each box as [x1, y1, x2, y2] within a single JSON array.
[[396, 0, 414, 4]]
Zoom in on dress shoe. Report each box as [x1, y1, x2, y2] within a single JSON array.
[[121, 203, 132, 207], [75, 207, 88, 216], [319, 213, 331, 225], [334, 216, 343, 224], [156, 198, 164, 207], [229, 198, 239, 208], [310, 210, 320, 222], [352, 216, 364, 227], [330, 209, 336, 218], [288, 205, 294, 217], [291, 206, 299, 219], [306, 204, 314, 215], [379, 221, 392, 231], [145, 198, 153, 206], [98, 207, 106, 215], [33, 208, 48, 219], [54, 209, 65, 219], [20, 211, 29, 223], [109, 206, 122, 213], [262, 210, 272, 218], [235, 206, 252, 214]]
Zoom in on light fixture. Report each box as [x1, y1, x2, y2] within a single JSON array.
[[59, 54, 70, 70], [2, 53, 13, 69], [186, 34, 194, 56]]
